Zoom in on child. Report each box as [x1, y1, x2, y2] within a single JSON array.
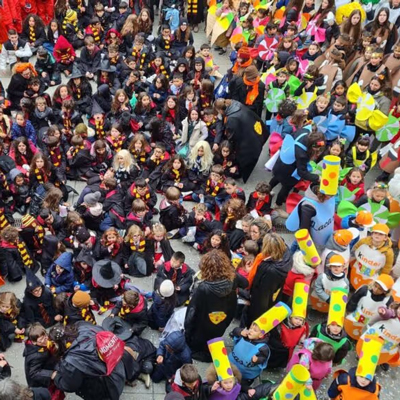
[[346, 135, 372, 172], [202, 230, 231, 258], [112, 149, 140, 192], [23, 269, 56, 328], [10, 112, 37, 145], [152, 331, 192, 383], [179, 108, 208, 154], [129, 134, 150, 169], [126, 198, 152, 233], [186, 141, 214, 187], [350, 224, 394, 290], [149, 74, 169, 111], [110, 289, 148, 336], [78, 35, 102, 79], [66, 135, 92, 180], [213, 141, 239, 179], [156, 25, 174, 58], [148, 279, 176, 331], [169, 364, 207, 399], [134, 93, 157, 130], [52, 84, 72, 111], [123, 224, 148, 277], [287, 338, 335, 390], [159, 186, 187, 234], [0, 292, 25, 349], [125, 177, 157, 216], [73, 249, 94, 292], [246, 182, 272, 217], [67, 69, 93, 116], [220, 198, 247, 235], [61, 290, 97, 325], [0, 226, 30, 282], [24, 323, 57, 388], [95, 228, 124, 266], [187, 58, 210, 91], [148, 118, 174, 154], [9, 168, 30, 215], [344, 274, 394, 340], [229, 313, 271, 383], [145, 223, 175, 271], [53, 35, 76, 76], [162, 96, 181, 135], [76, 191, 103, 231], [155, 251, 194, 306], [44, 252, 74, 294], [340, 167, 365, 202], [311, 254, 350, 312], [160, 155, 194, 193], [59, 99, 84, 140]]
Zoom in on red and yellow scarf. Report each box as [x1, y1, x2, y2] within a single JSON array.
[[49, 147, 62, 167], [206, 179, 223, 197], [17, 240, 33, 268], [34, 168, 49, 185], [172, 168, 181, 183], [129, 237, 146, 252], [71, 144, 84, 158]]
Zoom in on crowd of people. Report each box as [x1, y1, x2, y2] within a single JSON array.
[[1, 0, 400, 399]]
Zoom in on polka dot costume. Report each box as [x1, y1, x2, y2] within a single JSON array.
[[327, 287, 349, 327], [273, 364, 311, 400], [253, 302, 292, 335], [356, 335, 384, 380], [207, 338, 234, 381], [320, 155, 341, 196], [295, 229, 321, 267], [292, 282, 310, 319]]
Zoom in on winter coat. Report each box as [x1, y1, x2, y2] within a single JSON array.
[[23, 341, 57, 388], [44, 252, 74, 294], [181, 118, 208, 149], [184, 278, 239, 358], [7, 73, 31, 109], [152, 331, 192, 382], [246, 248, 292, 326], [0, 241, 25, 282], [11, 121, 37, 145], [170, 368, 208, 400], [77, 203, 104, 232], [23, 286, 56, 328], [159, 200, 187, 232], [31, 107, 57, 134], [148, 291, 175, 330], [53, 322, 126, 400], [21, 26, 47, 47], [155, 262, 194, 306], [283, 251, 315, 297], [78, 47, 102, 74]]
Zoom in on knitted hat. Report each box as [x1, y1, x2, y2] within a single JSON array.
[[84, 191, 101, 206], [327, 254, 345, 266], [65, 9, 77, 21], [75, 226, 91, 243], [355, 210, 374, 227], [371, 223, 390, 235], [333, 230, 353, 246], [72, 291, 91, 308], [375, 274, 394, 292], [160, 280, 174, 297], [244, 65, 259, 81], [237, 46, 251, 60]]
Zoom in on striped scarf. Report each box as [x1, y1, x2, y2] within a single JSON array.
[[110, 136, 124, 152], [34, 168, 48, 185], [131, 186, 150, 200], [129, 238, 145, 252], [95, 119, 105, 139], [0, 209, 10, 231], [0, 172, 9, 192], [17, 241, 33, 268], [29, 26, 36, 42], [49, 147, 62, 167], [163, 37, 171, 50], [206, 180, 222, 197], [172, 169, 180, 183], [133, 150, 147, 164], [131, 47, 146, 69], [119, 306, 134, 316], [91, 26, 102, 43], [75, 87, 81, 99], [62, 113, 72, 133], [71, 145, 84, 158], [6, 309, 24, 340], [62, 18, 78, 34]]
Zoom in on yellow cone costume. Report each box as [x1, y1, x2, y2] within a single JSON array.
[[327, 287, 349, 327], [356, 335, 384, 380], [207, 338, 234, 381], [253, 302, 292, 335], [292, 282, 310, 319], [273, 364, 310, 400], [295, 229, 321, 267], [320, 155, 341, 195]]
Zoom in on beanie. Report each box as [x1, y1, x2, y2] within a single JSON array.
[[72, 291, 91, 308], [84, 191, 101, 207], [75, 226, 91, 243]]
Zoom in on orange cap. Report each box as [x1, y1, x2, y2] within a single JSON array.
[[333, 230, 353, 246], [375, 274, 394, 291], [371, 223, 390, 235], [355, 210, 374, 227]]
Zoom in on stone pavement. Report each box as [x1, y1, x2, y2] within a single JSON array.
[[1, 17, 399, 400]]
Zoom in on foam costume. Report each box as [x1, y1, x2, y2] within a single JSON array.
[[292, 282, 310, 320], [295, 229, 321, 267], [287, 156, 340, 246], [273, 364, 310, 400], [344, 274, 393, 340], [229, 302, 290, 379], [358, 314, 400, 366]]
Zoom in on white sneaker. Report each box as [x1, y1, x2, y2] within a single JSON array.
[[139, 373, 151, 389]]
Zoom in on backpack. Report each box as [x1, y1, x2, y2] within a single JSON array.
[[95, 330, 125, 376]]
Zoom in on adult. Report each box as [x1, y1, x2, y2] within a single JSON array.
[[286, 183, 336, 246], [245, 233, 292, 327], [269, 127, 326, 218], [49, 322, 126, 400], [229, 65, 266, 117], [184, 250, 247, 361], [7, 63, 37, 110], [214, 99, 269, 183], [250, 218, 272, 250]]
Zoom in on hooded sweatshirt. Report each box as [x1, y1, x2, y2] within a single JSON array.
[[283, 251, 315, 297], [45, 252, 74, 293]]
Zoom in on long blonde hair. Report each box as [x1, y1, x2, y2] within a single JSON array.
[[112, 149, 136, 171], [0, 292, 20, 319], [125, 224, 144, 242], [261, 233, 287, 260], [188, 140, 214, 172]]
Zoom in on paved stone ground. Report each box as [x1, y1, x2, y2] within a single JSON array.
[[1, 16, 399, 400]]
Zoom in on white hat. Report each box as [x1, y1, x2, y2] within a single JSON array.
[[160, 280, 175, 297]]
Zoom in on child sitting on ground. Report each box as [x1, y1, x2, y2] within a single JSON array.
[[44, 252, 74, 294]]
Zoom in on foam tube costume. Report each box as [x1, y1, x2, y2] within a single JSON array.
[[253, 302, 292, 335], [207, 338, 234, 381], [327, 287, 349, 327], [356, 335, 384, 380], [292, 282, 310, 319], [320, 155, 341, 196], [295, 229, 321, 267], [273, 364, 310, 400]]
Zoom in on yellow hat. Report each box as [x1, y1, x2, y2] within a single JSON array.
[[253, 302, 292, 335], [356, 335, 384, 380], [327, 287, 348, 327], [295, 229, 321, 267], [375, 274, 394, 292], [320, 155, 341, 195], [371, 223, 390, 235], [391, 277, 400, 302], [327, 254, 345, 266], [207, 338, 234, 381], [292, 282, 310, 319], [273, 364, 310, 400]]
